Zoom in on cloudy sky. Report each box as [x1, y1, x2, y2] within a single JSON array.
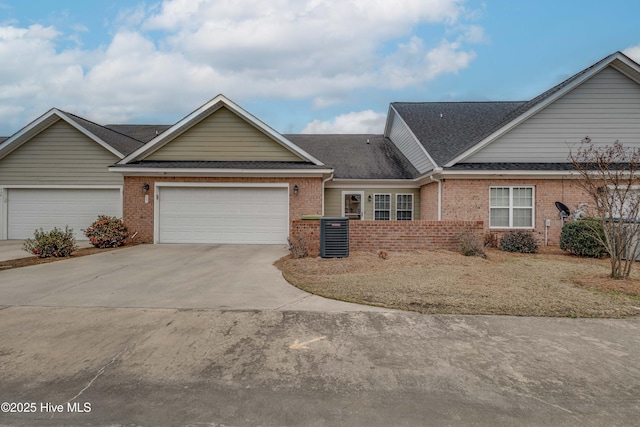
[[1, 0, 640, 136]]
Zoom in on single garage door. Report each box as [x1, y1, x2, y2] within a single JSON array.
[[7, 188, 122, 240], [158, 186, 289, 244]]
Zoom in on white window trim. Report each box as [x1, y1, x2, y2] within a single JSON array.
[[489, 186, 535, 229], [373, 193, 392, 220], [396, 193, 414, 221], [341, 191, 365, 220]]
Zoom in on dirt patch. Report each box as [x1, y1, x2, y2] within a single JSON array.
[[0, 245, 132, 271], [276, 248, 640, 318]]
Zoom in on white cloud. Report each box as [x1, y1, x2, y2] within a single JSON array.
[[302, 110, 387, 133], [624, 45, 640, 62], [0, 0, 482, 134]]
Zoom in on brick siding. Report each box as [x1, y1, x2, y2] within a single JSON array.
[[422, 178, 591, 246], [291, 219, 484, 256], [124, 176, 322, 243]]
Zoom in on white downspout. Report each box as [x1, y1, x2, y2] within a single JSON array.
[[321, 172, 334, 216], [428, 169, 443, 221]]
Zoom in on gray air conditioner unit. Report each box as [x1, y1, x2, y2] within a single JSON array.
[[320, 217, 349, 258]]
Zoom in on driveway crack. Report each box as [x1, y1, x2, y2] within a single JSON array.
[[273, 294, 314, 310], [50, 344, 129, 419], [26, 264, 129, 305]]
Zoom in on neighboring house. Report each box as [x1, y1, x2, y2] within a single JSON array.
[[1, 51, 639, 246]]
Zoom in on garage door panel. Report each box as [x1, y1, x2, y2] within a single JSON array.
[[7, 189, 121, 240], [158, 187, 288, 244]]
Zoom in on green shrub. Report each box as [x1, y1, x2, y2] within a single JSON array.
[[23, 226, 78, 258], [84, 216, 129, 248], [560, 219, 607, 258], [458, 229, 486, 258], [499, 230, 538, 253]]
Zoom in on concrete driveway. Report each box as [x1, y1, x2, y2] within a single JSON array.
[[0, 243, 387, 312], [0, 240, 33, 262]]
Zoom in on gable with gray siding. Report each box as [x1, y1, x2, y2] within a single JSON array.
[[465, 66, 640, 163], [385, 108, 435, 173], [146, 107, 305, 162], [0, 119, 123, 185]]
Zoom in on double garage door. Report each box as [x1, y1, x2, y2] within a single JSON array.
[[5, 188, 121, 240], [157, 186, 289, 244]]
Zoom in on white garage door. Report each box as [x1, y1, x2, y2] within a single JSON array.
[[158, 186, 289, 244], [7, 188, 122, 240]]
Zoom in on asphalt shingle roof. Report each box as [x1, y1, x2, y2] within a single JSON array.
[[391, 53, 624, 169], [63, 112, 146, 156], [284, 134, 420, 179], [105, 124, 172, 143], [391, 101, 525, 167]]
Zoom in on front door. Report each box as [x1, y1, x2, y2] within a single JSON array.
[[343, 192, 363, 220]]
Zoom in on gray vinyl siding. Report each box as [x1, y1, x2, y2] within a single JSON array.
[[147, 107, 303, 162], [0, 120, 122, 185], [466, 66, 640, 163], [324, 188, 420, 220], [387, 110, 434, 173]]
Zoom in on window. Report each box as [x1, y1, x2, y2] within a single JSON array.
[[490, 187, 534, 228], [374, 194, 391, 220], [396, 194, 413, 220]]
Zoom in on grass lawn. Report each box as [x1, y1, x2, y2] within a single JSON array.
[[276, 247, 640, 318]]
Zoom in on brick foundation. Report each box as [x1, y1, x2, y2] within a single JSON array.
[[291, 219, 484, 255]]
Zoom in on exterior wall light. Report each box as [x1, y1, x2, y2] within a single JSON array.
[[142, 183, 150, 193], [293, 185, 299, 196]]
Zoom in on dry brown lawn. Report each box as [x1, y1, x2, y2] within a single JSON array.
[[276, 247, 640, 318]]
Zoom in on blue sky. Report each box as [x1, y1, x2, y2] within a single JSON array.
[[1, 0, 640, 136]]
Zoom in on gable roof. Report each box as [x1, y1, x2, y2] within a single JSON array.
[[285, 134, 420, 180], [391, 51, 640, 171], [444, 51, 640, 166], [0, 109, 136, 160], [390, 101, 525, 167], [63, 112, 146, 156], [119, 94, 324, 165], [105, 124, 172, 143]]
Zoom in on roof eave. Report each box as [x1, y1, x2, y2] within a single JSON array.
[[108, 166, 333, 178], [0, 109, 125, 160], [439, 169, 580, 179], [119, 94, 325, 166], [444, 52, 628, 167]]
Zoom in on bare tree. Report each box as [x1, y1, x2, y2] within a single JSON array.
[[569, 138, 640, 279]]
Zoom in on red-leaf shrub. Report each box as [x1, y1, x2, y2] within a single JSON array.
[[84, 216, 129, 248]]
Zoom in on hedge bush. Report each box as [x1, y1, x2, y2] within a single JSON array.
[[84, 216, 129, 248], [23, 226, 78, 258], [560, 219, 607, 258], [499, 230, 538, 253]]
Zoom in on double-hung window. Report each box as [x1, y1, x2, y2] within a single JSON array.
[[396, 194, 414, 220], [490, 187, 534, 228], [374, 194, 391, 220]]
